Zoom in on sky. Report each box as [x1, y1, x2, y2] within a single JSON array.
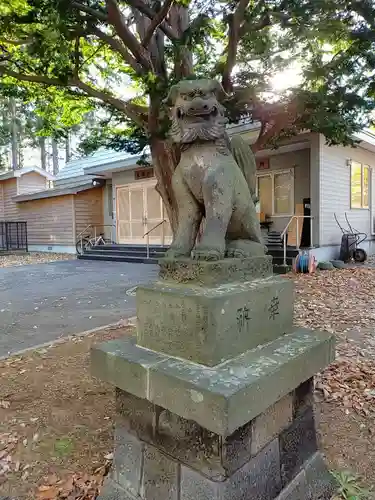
[[271, 63, 302, 91]]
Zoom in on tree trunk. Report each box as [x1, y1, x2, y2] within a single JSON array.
[[17, 141, 23, 169], [1, 100, 10, 170], [9, 98, 18, 170], [40, 136, 47, 170], [150, 137, 179, 234], [52, 138, 59, 175], [65, 133, 71, 163]]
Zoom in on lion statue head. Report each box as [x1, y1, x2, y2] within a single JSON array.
[[164, 78, 229, 144]]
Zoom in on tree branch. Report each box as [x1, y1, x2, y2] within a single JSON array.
[[222, 0, 250, 92], [239, 13, 271, 37], [170, 4, 193, 78], [0, 67, 147, 128], [88, 25, 144, 74], [0, 67, 66, 86], [142, 0, 174, 47], [124, 0, 178, 40], [71, 1, 108, 21], [0, 37, 33, 46], [74, 36, 80, 79], [132, 9, 166, 77], [105, 0, 152, 71]]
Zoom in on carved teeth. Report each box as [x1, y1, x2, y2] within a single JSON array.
[[186, 105, 218, 118]]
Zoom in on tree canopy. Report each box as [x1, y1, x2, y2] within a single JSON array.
[[1, 0, 375, 222]]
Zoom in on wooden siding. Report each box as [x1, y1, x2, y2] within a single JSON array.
[[3, 179, 19, 220], [74, 188, 104, 237], [0, 181, 103, 247], [320, 142, 373, 246], [0, 183, 4, 218], [17, 172, 47, 195], [17, 195, 75, 245]]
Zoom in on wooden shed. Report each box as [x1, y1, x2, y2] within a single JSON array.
[[0, 167, 103, 253]]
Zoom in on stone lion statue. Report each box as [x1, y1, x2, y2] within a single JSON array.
[[164, 78, 266, 261]]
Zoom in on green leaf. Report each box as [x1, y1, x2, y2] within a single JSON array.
[[54, 437, 74, 457]]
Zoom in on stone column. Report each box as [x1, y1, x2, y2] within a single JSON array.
[[92, 256, 336, 500]]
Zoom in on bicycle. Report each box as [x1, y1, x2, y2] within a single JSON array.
[[76, 232, 113, 255]]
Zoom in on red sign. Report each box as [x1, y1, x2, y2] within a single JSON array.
[[256, 158, 270, 170], [135, 167, 154, 180]]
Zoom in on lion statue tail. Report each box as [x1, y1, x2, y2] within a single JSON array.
[[229, 135, 258, 204]]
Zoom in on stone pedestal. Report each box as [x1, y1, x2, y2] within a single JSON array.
[[93, 257, 336, 500]]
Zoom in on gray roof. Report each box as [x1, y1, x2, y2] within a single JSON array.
[[13, 183, 96, 202], [56, 148, 137, 184], [0, 166, 55, 182], [53, 125, 375, 184]]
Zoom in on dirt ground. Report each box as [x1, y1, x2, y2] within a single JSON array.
[[1, 268, 375, 498], [292, 268, 375, 495], [0, 252, 75, 268], [0, 326, 126, 499]]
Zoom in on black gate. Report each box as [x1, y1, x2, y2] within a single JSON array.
[[0, 222, 28, 252]]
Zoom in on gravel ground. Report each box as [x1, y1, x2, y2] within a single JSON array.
[[0, 253, 75, 268]]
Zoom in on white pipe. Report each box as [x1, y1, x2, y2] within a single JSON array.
[[296, 218, 300, 250], [283, 230, 287, 267]]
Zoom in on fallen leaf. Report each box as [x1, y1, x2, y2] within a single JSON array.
[[37, 485, 59, 499], [46, 473, 59, 485]]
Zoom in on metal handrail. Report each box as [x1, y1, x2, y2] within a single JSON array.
[[280, 215, 314, 266], [143, 220, 166, 259], [76, 224, 94, 240], [143, 220, 166, 238], [76, 224, 115, 239], [76, 224, 115, 254]]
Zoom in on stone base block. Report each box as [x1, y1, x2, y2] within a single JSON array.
[[275, 453, 337, 500], [98, 478, 136, 500], [98, 381, 336, 500], [136, 275, 294, 365], [159, 256, 273, 285], [92, 328, 335, 435], [113, 389, 294, 481]]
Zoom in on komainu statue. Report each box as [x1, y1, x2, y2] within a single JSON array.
[[164, 78, 266, 261]]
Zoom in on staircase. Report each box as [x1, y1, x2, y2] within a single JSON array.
[[78, 234, 299, 272], [77, 244, 169, 264], [265, 231, 299, 273]]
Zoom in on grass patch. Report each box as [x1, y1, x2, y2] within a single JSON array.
[[332, 471, 372, 500], [54, 438, 74, 458]]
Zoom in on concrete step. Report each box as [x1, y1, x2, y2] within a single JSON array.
[[97, 244, 169, 252], [267, 246, 298, 254], [78, 254, 158, 264], [272, 264, 292, 274], [78, 243, 297, 269], [84, 248, 165, 258]]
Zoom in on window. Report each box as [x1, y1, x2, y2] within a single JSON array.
[[350, 161, 369, 209], [257, 169, 294, 216]]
